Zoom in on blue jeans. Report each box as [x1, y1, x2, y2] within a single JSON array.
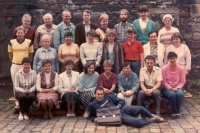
[[128, 60, 140, 76], [105, 92, 116, 99], [162, 88, 184, 114], [121, 106, 153, 128]]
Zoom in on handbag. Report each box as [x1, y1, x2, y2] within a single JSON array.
[[96, 107, 122, 126]]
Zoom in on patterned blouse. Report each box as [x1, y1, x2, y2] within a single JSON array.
[[150, 45, 158, 62]]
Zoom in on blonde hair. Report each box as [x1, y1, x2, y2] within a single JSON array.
[[99, 13, 109, 22], [41, 34, 52, 41]]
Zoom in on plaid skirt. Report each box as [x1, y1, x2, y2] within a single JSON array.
[[79, 91, 95, 108], [36, 92, 60, 109]]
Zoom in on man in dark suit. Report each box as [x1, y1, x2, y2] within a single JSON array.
[[75, 10, 98, 47]]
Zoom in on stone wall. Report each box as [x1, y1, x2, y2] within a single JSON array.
[[0, 0, 200, 86]]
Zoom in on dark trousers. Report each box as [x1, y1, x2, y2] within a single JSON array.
[[15, 92, 35, 113], [127, 60, 140, 76], [121, 106, 153, 128]]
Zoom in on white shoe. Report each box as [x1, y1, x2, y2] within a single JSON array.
[[18, 113, 23, 120], [24, 113, 29, 120]]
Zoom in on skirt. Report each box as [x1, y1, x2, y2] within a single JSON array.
[[36, 92, 60, 109], [79, 91, 95, 108], [62, 92, 79, 103]]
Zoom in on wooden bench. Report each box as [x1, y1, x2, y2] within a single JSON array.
[[9, 92, 192, 115]]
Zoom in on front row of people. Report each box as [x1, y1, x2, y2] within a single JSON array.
[[14, 52, 185, 128]]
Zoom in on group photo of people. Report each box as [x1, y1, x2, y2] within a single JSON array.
[[8, 5, 191, 128]]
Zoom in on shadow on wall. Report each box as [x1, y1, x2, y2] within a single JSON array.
[[176, 0, 196, 4]]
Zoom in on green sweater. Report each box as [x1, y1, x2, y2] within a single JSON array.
[[133, 19, 156, 45]]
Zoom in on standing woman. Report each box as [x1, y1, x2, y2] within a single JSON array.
[[36, 59, 59, 119], [15, 57, 36, 120], [98, 60, 118, 98], [95, 13, 109, 43], [33, 34, 59, 74], [143, 31, 165, 68], [164, 33, 191, 75], [58, 32, 80, 72], [80, 30, 102, 73], [58, 60, 80, 117], [122, 27, 144, 76], [78, 61, 99, 118], [33, 13, 57, 50], [158, 14, 179, 49], [102, 29, 124, 74]]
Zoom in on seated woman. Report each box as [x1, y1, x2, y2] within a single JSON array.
[[36, 59, 59, 119], [58, 60, 79, 117], [33, 34, 59, 74], [102, 29, 124, 74], [117, 62, 139, 106], [14, 57, 37, 120], [78, 61, 99, 118], [162, 52, 185, 119], [98, 60, 118, 98]]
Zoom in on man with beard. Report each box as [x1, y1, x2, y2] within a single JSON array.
[[53, 10, 76, 51], [114, 9, 133, 45], [133, 5, 156, 45], [75, 10, 97, 47]]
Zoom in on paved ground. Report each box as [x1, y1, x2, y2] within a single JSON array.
[[0, 98, 200, 133]]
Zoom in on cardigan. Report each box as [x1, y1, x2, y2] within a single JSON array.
[[58, 71, 79, 97], [143, 42, 165, 67], [133, 19, 156, 45]]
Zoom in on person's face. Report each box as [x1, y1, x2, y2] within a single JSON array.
[[22, 63, 31, 72], [87, 64, 95, 74], [62, 12, 71, 24], [172, 37, 181, 46], [145, 59, 155, 71], [42, 38, 51, 48], [65, 36, 72, 44], [83, 12, 91, 22], [104, 64, 112, 73], [16, 29, 25, 40], [43, 63, 52, 73], [100, 18, 108, 29], [120, 11, 128, 22], [87, 34, 94, 42], [127, 32, 135, 40], [107, 34, 115, 42], [168, 57, 177, 65], [95, 90, 104, 101], [164, 17, 172, 28], [43, 16, 52, 26], [149, 32, 157, 44], [139, 11, 148, 19], [123, 65, 131, 75], [65, 64, 73, 73], [22, 17, 31, 27]]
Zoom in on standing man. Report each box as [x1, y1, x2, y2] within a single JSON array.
[[12, 14, 36, 42], [53, 10, 76, 50], [114, 9, 133, 45], [75, 10, 97, 47], [138, 55, 162, 115], [8, 27, 34, 112], [133, 5, 156, 45]]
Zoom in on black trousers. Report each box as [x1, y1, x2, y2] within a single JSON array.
[[15, 92, 35, 113]]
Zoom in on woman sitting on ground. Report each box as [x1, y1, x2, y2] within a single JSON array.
[[36, 59, 59, 119], [98, 60, 118, 98], [58, 60, 80, 117], [78, 61, 99, 118], [14, 57, 37, 120]]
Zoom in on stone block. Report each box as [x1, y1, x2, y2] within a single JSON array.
[[177, 4, 190, 18], [190, 4, 200, 17]]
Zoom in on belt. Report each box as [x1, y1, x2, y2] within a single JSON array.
[[12, 62, 22, 65]]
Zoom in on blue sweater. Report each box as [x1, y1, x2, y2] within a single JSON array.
[[88, 96, 125, 122], [133, 19, 156, 45], [78, 72, 99, 92]]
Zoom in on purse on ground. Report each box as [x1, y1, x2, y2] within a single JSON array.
[[96, 107, 122, 126]]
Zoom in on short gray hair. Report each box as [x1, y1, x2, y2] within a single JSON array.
[[41, 34, 52, 41], [22, 14, 32, 21], [43, 13, 53, 20]]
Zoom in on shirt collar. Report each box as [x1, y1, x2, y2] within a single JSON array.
[[83, 21, 91, 25], [62, 22, 72, 30], [122, 72, 132, 79], [42, 47, 51, 51], [19, 68, 33, 76], [139, 18, 149, 23], [16, 38, 25, 44], [120, 21, 129, 26], [144, 66, 156, 72]]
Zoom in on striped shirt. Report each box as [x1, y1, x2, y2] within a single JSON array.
[[14, 69, 37, 92], [114, 22, 133, 45], [98, 73, 118, 90]]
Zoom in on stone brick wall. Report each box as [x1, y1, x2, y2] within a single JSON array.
[[0, 0, 200, 86]]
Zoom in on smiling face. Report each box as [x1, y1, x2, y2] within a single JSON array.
[[16, 29, 25, 40], [95, 89, 104, 101], [43, 16, 52, 26], [164, 17, 172, 28], [43, 63, 52, 73], [126, 32, 135, 40], [22, 17, 31, 27], [139, 11, 148, 20], [22, 63, 31, 73], [168, 57, 177, 66], [42, 38, 51, 49], [87, 64, 95, 75], [123, 65, 131, 75], [145, 59, 155, 71], [87, 34, 94, 43], [65, 35, 72, 44], [107, 34, 115, 42], [100, 18, 108, 29], [172, 37, 181, 47], [149, 32, 157, 44], [103, 64, 112, 73], [65, 64, 73, 74], [62, 11, 71, 24]]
